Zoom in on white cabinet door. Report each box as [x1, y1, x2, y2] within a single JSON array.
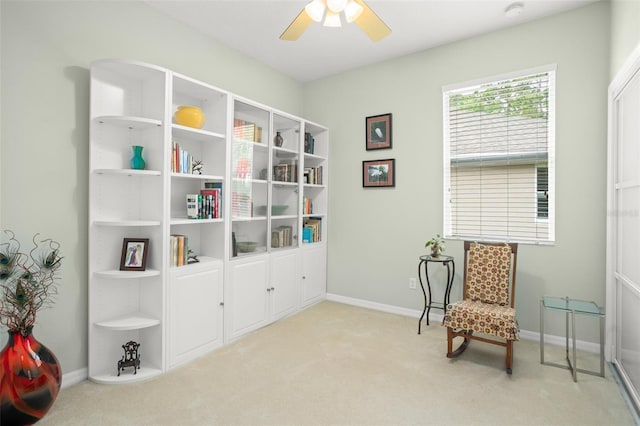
[[270, 251, 299, 321], [301, 245, 327, 307], [168, 261, 223, 368], [225, 256, 269, 341]]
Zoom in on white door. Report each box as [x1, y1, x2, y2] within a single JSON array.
[[270, 251, 299, 320], [301, 245, 327, 307], [608, 46, 640, 412], [168, 262, 223, 368], [225, 256, 269, 341]]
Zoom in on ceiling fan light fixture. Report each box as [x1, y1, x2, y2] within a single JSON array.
[[344, 0, 363, 23], [326, 0, 348, 13], [305, 0, 326, 22], [323, 9, 342, 27]]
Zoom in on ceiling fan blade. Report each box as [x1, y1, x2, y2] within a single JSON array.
[[353, 0, 391, 42], [280, 9, 313, 41]]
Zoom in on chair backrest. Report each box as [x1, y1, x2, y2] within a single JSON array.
[[462, 241, 518, 307]]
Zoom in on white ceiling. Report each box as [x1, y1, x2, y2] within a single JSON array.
[[146, 0, 597, 83]]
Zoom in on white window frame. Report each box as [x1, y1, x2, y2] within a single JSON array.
[[442, 65, 556, 244]]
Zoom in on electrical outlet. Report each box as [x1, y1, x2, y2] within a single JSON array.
[[409, 278, 417, 289]]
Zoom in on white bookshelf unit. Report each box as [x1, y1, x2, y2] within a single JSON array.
[[89, 59, 328, 383]]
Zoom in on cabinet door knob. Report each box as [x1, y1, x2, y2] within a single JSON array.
[[271, 287, 275, 291], [219, 302, 224, 306]]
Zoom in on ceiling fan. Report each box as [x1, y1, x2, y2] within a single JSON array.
[[280, 0, 391, 42]]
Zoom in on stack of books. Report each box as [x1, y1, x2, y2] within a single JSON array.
[[186, 183, 222, 219], [304, 132, 315, 154], [303, 218, 322, 243], [233, 118, 262, 143], [172, 142, 198, 174], [169, 234, 188, 266], [303, 166, 323, 185], [271, 225, 293, 248], [273, 161, 298, 183]]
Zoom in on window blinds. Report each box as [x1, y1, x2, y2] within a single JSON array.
[[443, 66, 555, 243]]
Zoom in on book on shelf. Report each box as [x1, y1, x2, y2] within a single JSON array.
[[170, 234, 188, 267], [186, 194, 198, 219], [233, 118, 262, 143], [204, 182, 223, 217], [303, 197, 313, 215], [304, 132, 315, 154]]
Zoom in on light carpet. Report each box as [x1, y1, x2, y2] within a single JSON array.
[[39, 301, 634, 425]]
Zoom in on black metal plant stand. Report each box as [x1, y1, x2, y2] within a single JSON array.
[[417, 254, 455, 334]]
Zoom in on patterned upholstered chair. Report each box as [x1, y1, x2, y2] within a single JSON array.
[[442, 241, 519, 374]]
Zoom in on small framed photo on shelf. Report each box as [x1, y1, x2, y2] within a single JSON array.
[[366, 113, 392, 150], [363, 159, 395, 188], [120, 238, 149, 271]]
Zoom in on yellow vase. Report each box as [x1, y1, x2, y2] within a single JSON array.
[[174, 106, 205, 129]]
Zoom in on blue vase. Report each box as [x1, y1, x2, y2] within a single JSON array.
[[130, 145, 146, 170]]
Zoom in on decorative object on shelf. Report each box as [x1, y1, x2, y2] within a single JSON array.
[[119, 238, 149, 271], [362, 158, 395, 188], [0, 230, 63, 424], [274, 131, 284, 147], [130, 145, 146, 170], [425, 234, 445, 257], [366, 113, 392, 150], [174, 105, 205, 129], [256, 205, 288, 216], [117, 341, 141, 376], [236, 241, 257, 253], [192, 160, 203, 175]]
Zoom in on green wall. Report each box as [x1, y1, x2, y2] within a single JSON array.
[[303, 2, 612, 340], [0, 0, 303, 375]]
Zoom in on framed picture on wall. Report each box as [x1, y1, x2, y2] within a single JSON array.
[[363, 159, 395, 188], [120, 238, 149, 271], [366, 113, 392, 150]]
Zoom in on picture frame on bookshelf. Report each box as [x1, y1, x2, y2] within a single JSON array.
[[120, 238, 149, 271], [363, 159, 395, 188], [366, 113, 392, 150]]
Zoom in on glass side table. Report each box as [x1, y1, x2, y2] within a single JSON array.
[[417, 254, 455, 334], [539, 295, 605, 382]]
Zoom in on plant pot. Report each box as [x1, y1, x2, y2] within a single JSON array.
[[0, 328, 61, 425]]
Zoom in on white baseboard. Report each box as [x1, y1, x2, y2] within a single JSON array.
[[326, 293, 601, 354], [61, 368, 87, 389]]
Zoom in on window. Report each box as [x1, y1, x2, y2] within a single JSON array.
[[443, 66, 555, 243]]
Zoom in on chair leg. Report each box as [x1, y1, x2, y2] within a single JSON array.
[[506, 340, 513, 374], [447, 328, 471, 358]]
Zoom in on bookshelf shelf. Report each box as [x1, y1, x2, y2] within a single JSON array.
[[170, 217, 223, 225], [94, 115, 162, 129], [94, 269, 161, 279], [93, 220, 161, 227], [95, 313, 161, 330], [90, 368, 162, 385], [94, 169, 162, 177], [172, 124, 225, 142]]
